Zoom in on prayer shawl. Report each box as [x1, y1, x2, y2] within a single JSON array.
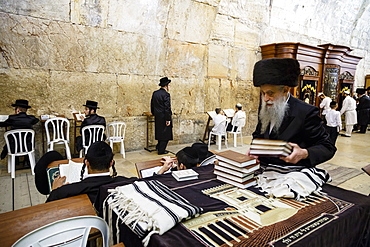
[[256, 165, 331, 200], [103, 180, 203, 246]]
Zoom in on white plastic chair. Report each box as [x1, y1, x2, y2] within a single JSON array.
[[4, 129, 36, 179], [4, 129, 36, 210], [208, 119, 228, 150], [12, 215, 109, 247], [227, 118, 246, 147], [107, 122, 126, 158], [45, 117, 71, 159], [80, 125, 105, 157]]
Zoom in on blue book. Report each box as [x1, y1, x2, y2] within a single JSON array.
[[47, 167, 60, 193]]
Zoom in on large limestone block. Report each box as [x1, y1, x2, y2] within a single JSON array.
[[167, 0, 216, 44], [207, 44, 229, 78], [163, 39, 207, 78], [71, 0, 109, 27], [177, 113, 207, 143], [116, 75, 159, 117], [0, 68, 50, 116], [229, 48, 256, 81], [107, 0, 170, 37], [210, 14, 234, 46], [0, 0, 70, 21], [49, 71, 117, 117], [218, 0, 267, 21], [170, 77, 207, 115], [234, 21, 260, 49]]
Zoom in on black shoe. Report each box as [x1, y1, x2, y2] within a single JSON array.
[[158, 151, 169, 155]]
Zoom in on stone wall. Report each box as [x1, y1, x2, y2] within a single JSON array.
[[0, 0, 369, 159]]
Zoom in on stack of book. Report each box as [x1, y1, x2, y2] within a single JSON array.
[[215, 150, 259, 189], [249, 138, 292, 157]]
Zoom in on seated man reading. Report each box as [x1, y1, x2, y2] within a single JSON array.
[[47, 141, 136, 203]]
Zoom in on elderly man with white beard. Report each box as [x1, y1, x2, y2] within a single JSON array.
[[248, 58, 337, 200]]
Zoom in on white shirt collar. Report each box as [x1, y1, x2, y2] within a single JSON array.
[[83, 172, 110, 179]]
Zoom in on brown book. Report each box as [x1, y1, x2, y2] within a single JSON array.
[[251, 138, 292, 150], [216, 150, 256, 167], [216, 162, 259, 177], [216, 175, 257, 189], [362, 164, 370, 176], [214, 169, 255, 182], [249, 149, 290, 157]]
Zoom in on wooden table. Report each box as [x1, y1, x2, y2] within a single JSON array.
[[0, 194, 96, 247]]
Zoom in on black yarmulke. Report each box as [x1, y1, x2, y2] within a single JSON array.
[[86, 141, 112, 158]]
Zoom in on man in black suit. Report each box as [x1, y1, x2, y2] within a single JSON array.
[[76, 100, 106, 152], [355, 88, 370, 133], [151, 77, 173, 155], [249, 58, 336, 170], [0, 99, 39, 159], [47, 141, 136, 203]]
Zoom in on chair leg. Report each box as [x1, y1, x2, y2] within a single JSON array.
[[65, 142, 72, 159], [79, 149, 83, 158], [233, 133, 237, 147], [217, 135, 221, 150], [224, 134, 228, 149], [28, 152, 36, 175], [12, 177, 14, 211], [120, 141, 125, 159], [11, 155, 16, 179], [240, 133, 243, 146], [208, 134, 212, 148]]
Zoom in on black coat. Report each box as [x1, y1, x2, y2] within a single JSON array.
[[252, 96, 336, 168], [80, 114, 106, 134], [0, 112, 39, 129], [151, 88, 173, 141], [46, 175, 138, 203], [356, 95, 370, 125]]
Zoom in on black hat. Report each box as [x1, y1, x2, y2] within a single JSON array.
[[253, 58, 300, 87], [83, 100, 99, 109], [330, 101, 337, 106], [159, 77, 171, 87], [12, 99, 31, 109], [191, 143, 214, 162], [182, 146, 199, 159], [356, 88, 366, 95], [86, 141, 112, 158]]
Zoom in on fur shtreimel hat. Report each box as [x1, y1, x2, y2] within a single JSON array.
[[253, 58, 300, 87], [356, 88, 366, 95], [159, 77, 171, 87]]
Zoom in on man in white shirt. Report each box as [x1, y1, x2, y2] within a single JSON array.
[[227, 103, 247, 132], [340, 91, 357, 137], [211, 107, 227, 134], [318, 92, 331, 122]]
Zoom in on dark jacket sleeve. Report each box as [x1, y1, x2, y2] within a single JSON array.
[[163, 92, 172, 121]]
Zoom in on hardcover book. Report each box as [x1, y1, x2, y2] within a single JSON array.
[[215, 162, 259, 177], [216, 175, 257, 189], [250, 139, 292, 157], [216, 150, 256, 167], [47, 166, 60, 192], [214, 169, 255, 183], [172, 169, 199, 181]]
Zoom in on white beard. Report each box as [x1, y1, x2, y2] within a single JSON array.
[[259, 95, 289, 133]]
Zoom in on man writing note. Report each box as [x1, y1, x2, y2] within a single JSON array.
[[249, 58, 336, 199]]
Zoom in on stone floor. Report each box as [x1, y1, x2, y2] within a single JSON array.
[[0, 131, 369, 213]]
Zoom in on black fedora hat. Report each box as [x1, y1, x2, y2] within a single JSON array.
[[12, 99, 31, 109], [159, 77, 171, 87], [83, 100, 99, 109]]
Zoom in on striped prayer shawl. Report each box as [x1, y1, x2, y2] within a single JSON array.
[[103, 180, 203, 246], [256, 165, 331, 200]]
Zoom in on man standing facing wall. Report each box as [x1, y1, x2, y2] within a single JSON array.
[[151, 77, 173, 155]]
